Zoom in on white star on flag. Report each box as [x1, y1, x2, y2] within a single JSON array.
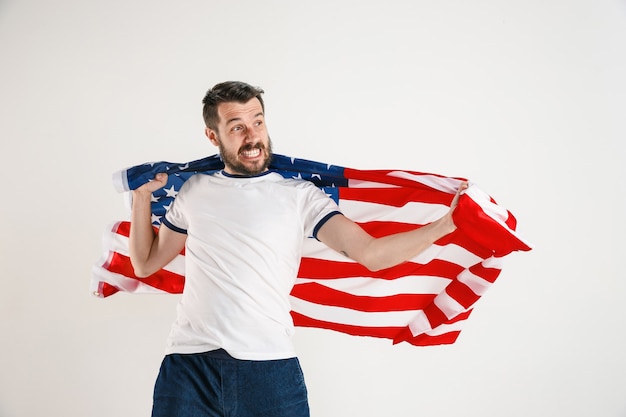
[[164, 185, 178, 198]]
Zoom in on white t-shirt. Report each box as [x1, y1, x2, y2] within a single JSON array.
[[161, 170, 341, 360]]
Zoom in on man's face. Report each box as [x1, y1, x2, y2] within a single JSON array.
[[205, 98, 272, 176]]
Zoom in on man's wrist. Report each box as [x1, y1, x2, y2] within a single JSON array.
[[132, 189, 153, 202]]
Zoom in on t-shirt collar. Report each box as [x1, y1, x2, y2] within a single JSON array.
[[220, 170, 275, 179]]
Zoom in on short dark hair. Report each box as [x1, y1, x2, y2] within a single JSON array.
[[202, 81, 265, 130]]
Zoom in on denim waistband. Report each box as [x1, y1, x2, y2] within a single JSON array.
[[201, 348, 234, 360]]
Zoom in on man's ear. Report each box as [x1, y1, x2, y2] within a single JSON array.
[[205, 128, 219, 146]]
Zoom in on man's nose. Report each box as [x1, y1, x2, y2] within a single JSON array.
[[244, 125, 259, 142]]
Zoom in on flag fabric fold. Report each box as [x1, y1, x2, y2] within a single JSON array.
[[92, 154, 531, 346]]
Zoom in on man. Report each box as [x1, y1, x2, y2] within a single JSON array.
[[129, 81, 467, 417]]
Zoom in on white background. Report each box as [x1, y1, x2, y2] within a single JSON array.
[[1, 1, 625, 416]]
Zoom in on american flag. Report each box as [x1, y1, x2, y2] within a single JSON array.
[[91, 154, 531, 346]]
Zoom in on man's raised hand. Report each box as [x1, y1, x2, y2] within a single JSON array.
[[136, 173, 169, 195], [450, 181, 469, 210]]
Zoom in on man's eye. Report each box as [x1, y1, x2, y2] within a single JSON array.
[[232, 126, 242, 132]]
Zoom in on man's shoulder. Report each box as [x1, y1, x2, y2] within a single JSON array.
[[175, 171, 219, 194], [188, 171, 221, 183], [268, 172, 319, 189]]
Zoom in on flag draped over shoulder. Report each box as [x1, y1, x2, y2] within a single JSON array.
[[91, 154, 532, 346]]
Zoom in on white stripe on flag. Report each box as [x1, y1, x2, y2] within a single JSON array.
[[291, 297, 464, 337], [434, 291, 468, 320], [91, 265, 159, 294], [294, 275, 451, 297], [339, 199, 448, 224], [346, 179, 401, 189], [290, 296, 422, 328], [386, 171, 464, 193], [302, 239, 484, 268], [456, 269, 493, 296]]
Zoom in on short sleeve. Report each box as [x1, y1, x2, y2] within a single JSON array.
[[300, 182, 342, 239]]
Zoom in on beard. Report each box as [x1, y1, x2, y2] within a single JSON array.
[[217, 136, 273, 176]]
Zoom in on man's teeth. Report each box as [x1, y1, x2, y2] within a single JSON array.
[[242, 148, 261, 158]]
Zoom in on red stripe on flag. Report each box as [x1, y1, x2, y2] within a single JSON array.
[[290, 282, 436, 312], [342, 168, 466, 189], [114, 221, 147, 237], [469, 262, 502, 284], [105, 252, 185, 294], [292, 311, 464, 346], [338, 186, 452, 207], [505, 209, 517, 230], [98, 282, 120, 297], [445, 281, 480, 309], [423, 303, 449, 332], [453, 195, 531, 256], [358, 221, 421, 237], [298, 258, 464, 280]]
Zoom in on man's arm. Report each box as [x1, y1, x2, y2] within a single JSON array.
[[316, 182, 467, 272], [129, 173, 187, 278]]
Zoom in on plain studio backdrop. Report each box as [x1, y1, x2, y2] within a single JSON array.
[[1, 1, 624, 416]]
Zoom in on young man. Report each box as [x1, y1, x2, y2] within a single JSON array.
[[129, 81, 467, 417]]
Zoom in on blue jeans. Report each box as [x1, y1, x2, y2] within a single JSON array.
[[151, 350, 310, 417]]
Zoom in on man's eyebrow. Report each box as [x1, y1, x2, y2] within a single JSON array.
[[225, 116, 242, 126], [225, 112, 264, 126]]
